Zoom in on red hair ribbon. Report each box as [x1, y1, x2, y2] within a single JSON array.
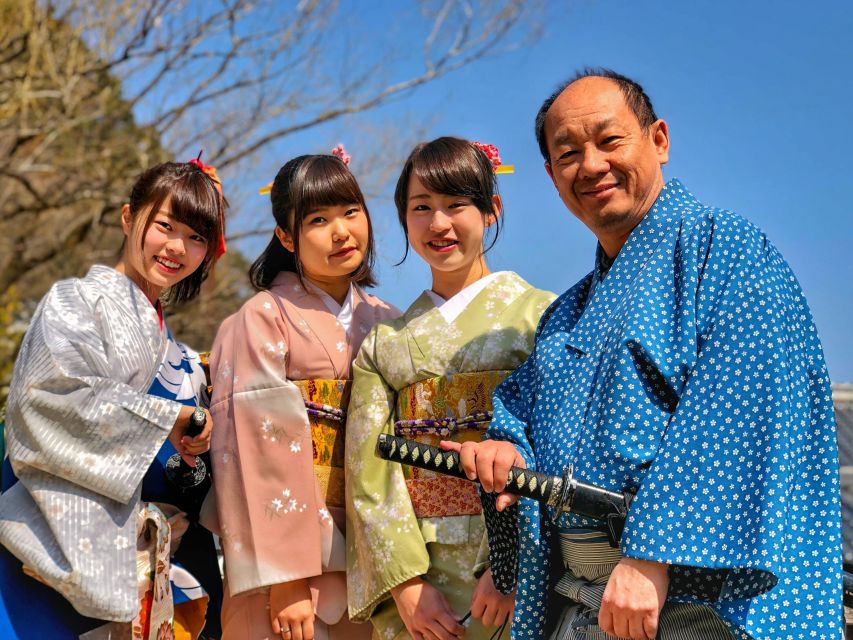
[[189, 150, 227, 258], [471, 141, 514, 174]]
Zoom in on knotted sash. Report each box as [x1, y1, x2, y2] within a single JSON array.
[[293, 378, 351, 509], [394, 371, 510, 518]]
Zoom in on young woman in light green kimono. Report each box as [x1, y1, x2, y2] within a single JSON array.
[[345, 137, 556, 640]]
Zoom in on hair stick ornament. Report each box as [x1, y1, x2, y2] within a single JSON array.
[[472, 141, 514, 174], [188, 149, 227, 258]]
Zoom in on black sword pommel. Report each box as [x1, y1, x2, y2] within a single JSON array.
[[376, 433, 632, 546]]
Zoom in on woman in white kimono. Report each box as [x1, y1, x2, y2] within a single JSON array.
[[346, 137, 556, 640], [0, 160, 224, 639], [208, 151, 398, 640]]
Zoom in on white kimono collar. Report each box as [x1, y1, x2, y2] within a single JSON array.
[[424, 271, 507, 323], [303, 278, 355, 335]]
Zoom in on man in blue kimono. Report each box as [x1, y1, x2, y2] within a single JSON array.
[[451, 69, 842, 639]]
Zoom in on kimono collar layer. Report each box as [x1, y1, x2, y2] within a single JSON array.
[[86, 264, 166, 365], [269, 271, 377, 378], [302, 278, 355, 334], [400, 271, 536, 378], [424, 271, 507, 323], [566, 178, 692, 356]]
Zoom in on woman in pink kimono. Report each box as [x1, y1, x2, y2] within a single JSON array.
[[208, 151, 399, 640]]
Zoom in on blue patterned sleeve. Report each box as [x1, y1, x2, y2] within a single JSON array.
[[620, 233, 840, 607], [480, 357, 537, 594], [484, 350, 553, 637]]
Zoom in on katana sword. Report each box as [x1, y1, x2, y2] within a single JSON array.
[[376, 433, 633, 546]]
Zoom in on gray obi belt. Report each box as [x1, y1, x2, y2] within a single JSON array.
[[548, 528, 733, 640]]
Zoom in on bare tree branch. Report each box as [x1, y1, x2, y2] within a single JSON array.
[[0, 0, 544, 405]]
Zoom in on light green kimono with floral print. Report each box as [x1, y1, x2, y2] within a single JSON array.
[[345, 271, 555, 636]]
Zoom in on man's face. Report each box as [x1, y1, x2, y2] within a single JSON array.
[[543, 77, 669, 244]]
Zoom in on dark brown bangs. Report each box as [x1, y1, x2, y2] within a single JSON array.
[[400, 137, 496, 215], [166, 171, 223, 253], [293, 155, 366, 217]]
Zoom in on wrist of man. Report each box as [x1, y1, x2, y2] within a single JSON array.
[[619, 556, 669, 573]]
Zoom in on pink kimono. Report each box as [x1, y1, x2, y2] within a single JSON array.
[[208, 271, 398, 639]]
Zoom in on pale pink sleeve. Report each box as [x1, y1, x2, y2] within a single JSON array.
[[209, 293, 328, 596]]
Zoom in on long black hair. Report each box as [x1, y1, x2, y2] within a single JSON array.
[[249, 154, 377, 291]]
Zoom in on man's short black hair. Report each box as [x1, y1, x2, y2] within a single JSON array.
[[534, 67, 659, 162]]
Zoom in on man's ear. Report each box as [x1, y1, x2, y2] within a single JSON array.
[[651, 119, 670, 165], [274, 226, 295, 253], [544, 161, 557, 187]]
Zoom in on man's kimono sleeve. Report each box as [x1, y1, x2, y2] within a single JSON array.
[[620, 228, 840, 604], [487, 352, 550, 626], [344, 327, 429, 622], [209, 293, 331, 596]]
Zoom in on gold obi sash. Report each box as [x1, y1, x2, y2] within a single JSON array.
[[292, 378, 351, 509], [394, 370, 510, 519]]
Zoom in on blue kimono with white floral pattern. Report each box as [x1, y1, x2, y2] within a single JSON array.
[[488, 179, 842, 639]]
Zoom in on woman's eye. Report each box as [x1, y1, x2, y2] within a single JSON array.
[[190, 235, 207, 243], [345, 208, 360, 217], [156, 220, 172, 231], [411, 204, 430, 212], [309, 216, 326, 225]]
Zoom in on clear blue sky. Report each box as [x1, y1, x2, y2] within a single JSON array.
[[230, 1, 853, 381]]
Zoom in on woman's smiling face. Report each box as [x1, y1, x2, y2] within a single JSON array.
[[405, 174, 497, 275], [121, 197, 209, 298]]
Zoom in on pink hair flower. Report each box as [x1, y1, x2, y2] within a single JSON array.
[[331, 143, 351, 166]]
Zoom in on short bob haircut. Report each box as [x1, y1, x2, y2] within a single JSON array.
[[393, 136, 502, 263], [249, 154, 377, 291], [124, 161, 225, 305]]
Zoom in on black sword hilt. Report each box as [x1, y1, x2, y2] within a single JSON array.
[[376, 432, 560, 501], [376, 433, 632, 546], [166, 406, 208, 491], [185, 405, 206, 438]]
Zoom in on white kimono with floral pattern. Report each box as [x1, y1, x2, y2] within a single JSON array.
[[0, 265, 181, 622]]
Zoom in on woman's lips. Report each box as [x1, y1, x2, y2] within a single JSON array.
[[154, 256, 181, 273], [331, 247, 357, 258], [427, 239, 459, 253]]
